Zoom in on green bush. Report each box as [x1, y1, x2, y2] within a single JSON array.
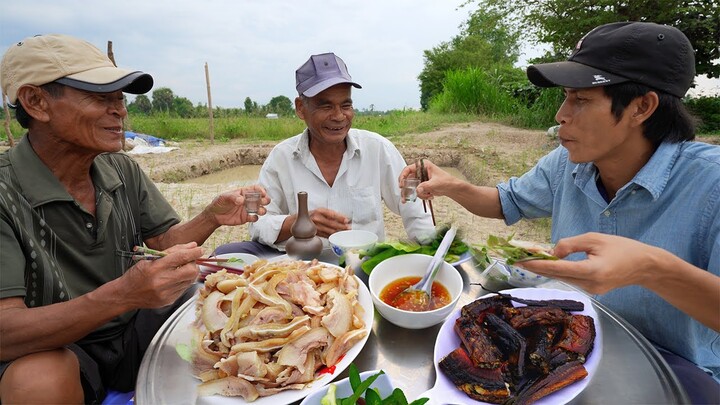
[[685, 95, 720, 134]]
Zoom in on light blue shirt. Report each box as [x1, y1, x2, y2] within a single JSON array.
[[498, 141, 720, 379]]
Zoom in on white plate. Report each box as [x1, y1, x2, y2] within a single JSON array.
[[421, 288, 602, 405], [192, 263, 375, 405], [299, 370, 394, 405]]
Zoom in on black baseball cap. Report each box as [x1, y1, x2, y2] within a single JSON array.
[[527, 22, 695, 98]]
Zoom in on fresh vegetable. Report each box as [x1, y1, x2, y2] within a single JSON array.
[[320, 364, 429, 405], [360, 225, 471, 274], [484, 234, 558, 265]]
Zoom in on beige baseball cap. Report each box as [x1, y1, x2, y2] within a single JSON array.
[[1, 34, 153, 106]]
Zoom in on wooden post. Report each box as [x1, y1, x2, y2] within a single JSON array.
[[205, 62, 215, 144], [2, 90, 16, 147], [107, 40, 131, 150]]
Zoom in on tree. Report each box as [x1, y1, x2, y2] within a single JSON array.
[[418, 8, 520, 110], [468, 0, 719, 78], [152, 87, 175, 114], [267, 95, 294, 117], [244, 97, 256, 114], [173, 97, 195, 118], [128, 94, 152, 115]]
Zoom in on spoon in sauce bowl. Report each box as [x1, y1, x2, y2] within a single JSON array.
[[393, 226, 457, 311]]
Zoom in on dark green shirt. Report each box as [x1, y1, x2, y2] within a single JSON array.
[[0, 136, 180, 341]]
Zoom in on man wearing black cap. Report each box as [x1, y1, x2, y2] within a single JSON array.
[[401, 22, 719, 402], [0, 34, 267, 403], [214, 52, 434, 257]]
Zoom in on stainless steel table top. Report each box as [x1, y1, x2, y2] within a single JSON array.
[[136, 255, 690, 404]]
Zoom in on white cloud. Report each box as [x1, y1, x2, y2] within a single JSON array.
[[1, 0, 469, 110]]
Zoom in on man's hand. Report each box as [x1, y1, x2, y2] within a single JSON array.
[[518, 233, 660, 294], [203, 186, 269, 226], [308, 208, 351, 238], [398, 159, 460, 202], [120, 242, 203, 309]]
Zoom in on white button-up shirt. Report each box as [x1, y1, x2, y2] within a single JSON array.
[[249, 128, 435, 250]]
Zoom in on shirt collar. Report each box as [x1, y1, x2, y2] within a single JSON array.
[[8, 135, 123, 208], [571, 142, 682, 201], [292, 128, 362, 159]]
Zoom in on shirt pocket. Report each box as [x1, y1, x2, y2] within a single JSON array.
[[349, 187, 378, 227]]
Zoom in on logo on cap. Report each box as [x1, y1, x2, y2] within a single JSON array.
[[591, 75, 610, 85]]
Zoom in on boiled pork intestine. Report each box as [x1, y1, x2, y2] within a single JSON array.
[[191, 259, 368, 400], [439, 294, 596, 404]]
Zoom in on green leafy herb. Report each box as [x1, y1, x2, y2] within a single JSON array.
[[484, 234, 558, 265], [225, 257, 245, 264], [360, 225, 470, 274], [322, 364, 429, 405]]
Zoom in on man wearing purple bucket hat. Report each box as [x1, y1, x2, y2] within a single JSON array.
[[400, 22, 719, 403], [213, 53, 434, 257]]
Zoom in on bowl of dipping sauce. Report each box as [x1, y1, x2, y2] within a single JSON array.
[[368, 253, 463, 329]]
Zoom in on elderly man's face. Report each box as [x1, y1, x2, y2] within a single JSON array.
[[295, 84, 354, 147], [44, 86, 128, 153]]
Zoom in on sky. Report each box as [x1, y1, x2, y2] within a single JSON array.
[[0, 1, 478, 111], [1, 2, 717, 111]]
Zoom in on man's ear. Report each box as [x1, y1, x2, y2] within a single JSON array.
[[294, 96, 305, 120], [629, 91, 659, 126], [16, 85, 52, 123]]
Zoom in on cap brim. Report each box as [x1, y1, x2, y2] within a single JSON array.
[[527, 61, 629, 89], [56, 68, 153, 95], [302, 77, 361, 97]]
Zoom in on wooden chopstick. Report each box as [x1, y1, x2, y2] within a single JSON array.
[[419, 158, 436, 226]]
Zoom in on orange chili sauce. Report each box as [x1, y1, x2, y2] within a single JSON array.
[[379, 276, 451, 312]]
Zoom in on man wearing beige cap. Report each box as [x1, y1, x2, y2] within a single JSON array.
[[213, 52, 435, 257], [0, 34, 267, 403]]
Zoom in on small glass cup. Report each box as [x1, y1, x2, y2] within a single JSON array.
[[401, 176, 421, 202], [243, 191, 262, 215]]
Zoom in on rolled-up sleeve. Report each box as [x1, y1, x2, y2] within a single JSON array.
[[497, 146, 566, 225]]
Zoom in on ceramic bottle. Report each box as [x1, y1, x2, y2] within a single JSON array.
[[285, 191, 323, 260]]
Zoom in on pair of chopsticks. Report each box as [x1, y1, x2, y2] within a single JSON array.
[[418, 158, 436, 226], [117, 246, 245, 280]]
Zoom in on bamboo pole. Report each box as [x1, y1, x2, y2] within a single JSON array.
[[2, 90, 16, 147], [107, 40, 131, 150], [205, 62, 215, 144]]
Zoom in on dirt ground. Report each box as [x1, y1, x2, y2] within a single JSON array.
[[128, 121, 557, 252]]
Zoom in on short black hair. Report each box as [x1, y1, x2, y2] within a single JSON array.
[[13, 82, 65, 128], [603, 82, 696, 146]]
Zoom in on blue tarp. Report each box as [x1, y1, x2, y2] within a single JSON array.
[[124, 131, 166, 147]]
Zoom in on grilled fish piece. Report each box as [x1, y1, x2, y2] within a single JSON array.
[[439, 347, 510, 404], [484, 313, 527, 377], [556, 314, 596, 362], [511, 360, 588, 405], [502, 306, 569, 330], [455, 314, 503, 368]]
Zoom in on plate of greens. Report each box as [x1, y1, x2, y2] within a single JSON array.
[[300, 364, 428, 405], [359, 225, 474, 275]]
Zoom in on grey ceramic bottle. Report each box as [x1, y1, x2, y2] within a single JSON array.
[[285, 191, 323, 260]]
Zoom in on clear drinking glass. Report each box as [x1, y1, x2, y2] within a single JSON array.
[[243, 190, 262, 215], [402, 176, 421, 202]]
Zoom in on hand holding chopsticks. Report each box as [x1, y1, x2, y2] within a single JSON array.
[[418, 158, 436, 226], [118, 246, 246, 280]]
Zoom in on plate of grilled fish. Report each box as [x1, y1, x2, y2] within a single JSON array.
[[422, 288, 601, 405]]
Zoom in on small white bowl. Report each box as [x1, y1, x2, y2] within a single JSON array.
[[328, 230, 378, 257], [368, 253, 463, 329], [481, 259, 550, 288], [201, 252, 259, 272], [300, 370, 394, 405]]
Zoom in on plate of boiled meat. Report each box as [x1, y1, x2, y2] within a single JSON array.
[[422, 288, 601, 405]]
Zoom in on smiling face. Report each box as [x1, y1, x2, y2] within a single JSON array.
[[43, 85, 128, 154], [295, 84, 354, 147], [554, 87, 646, 166]]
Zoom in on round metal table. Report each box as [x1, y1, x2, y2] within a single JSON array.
[[136, 255, 690, 404]]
